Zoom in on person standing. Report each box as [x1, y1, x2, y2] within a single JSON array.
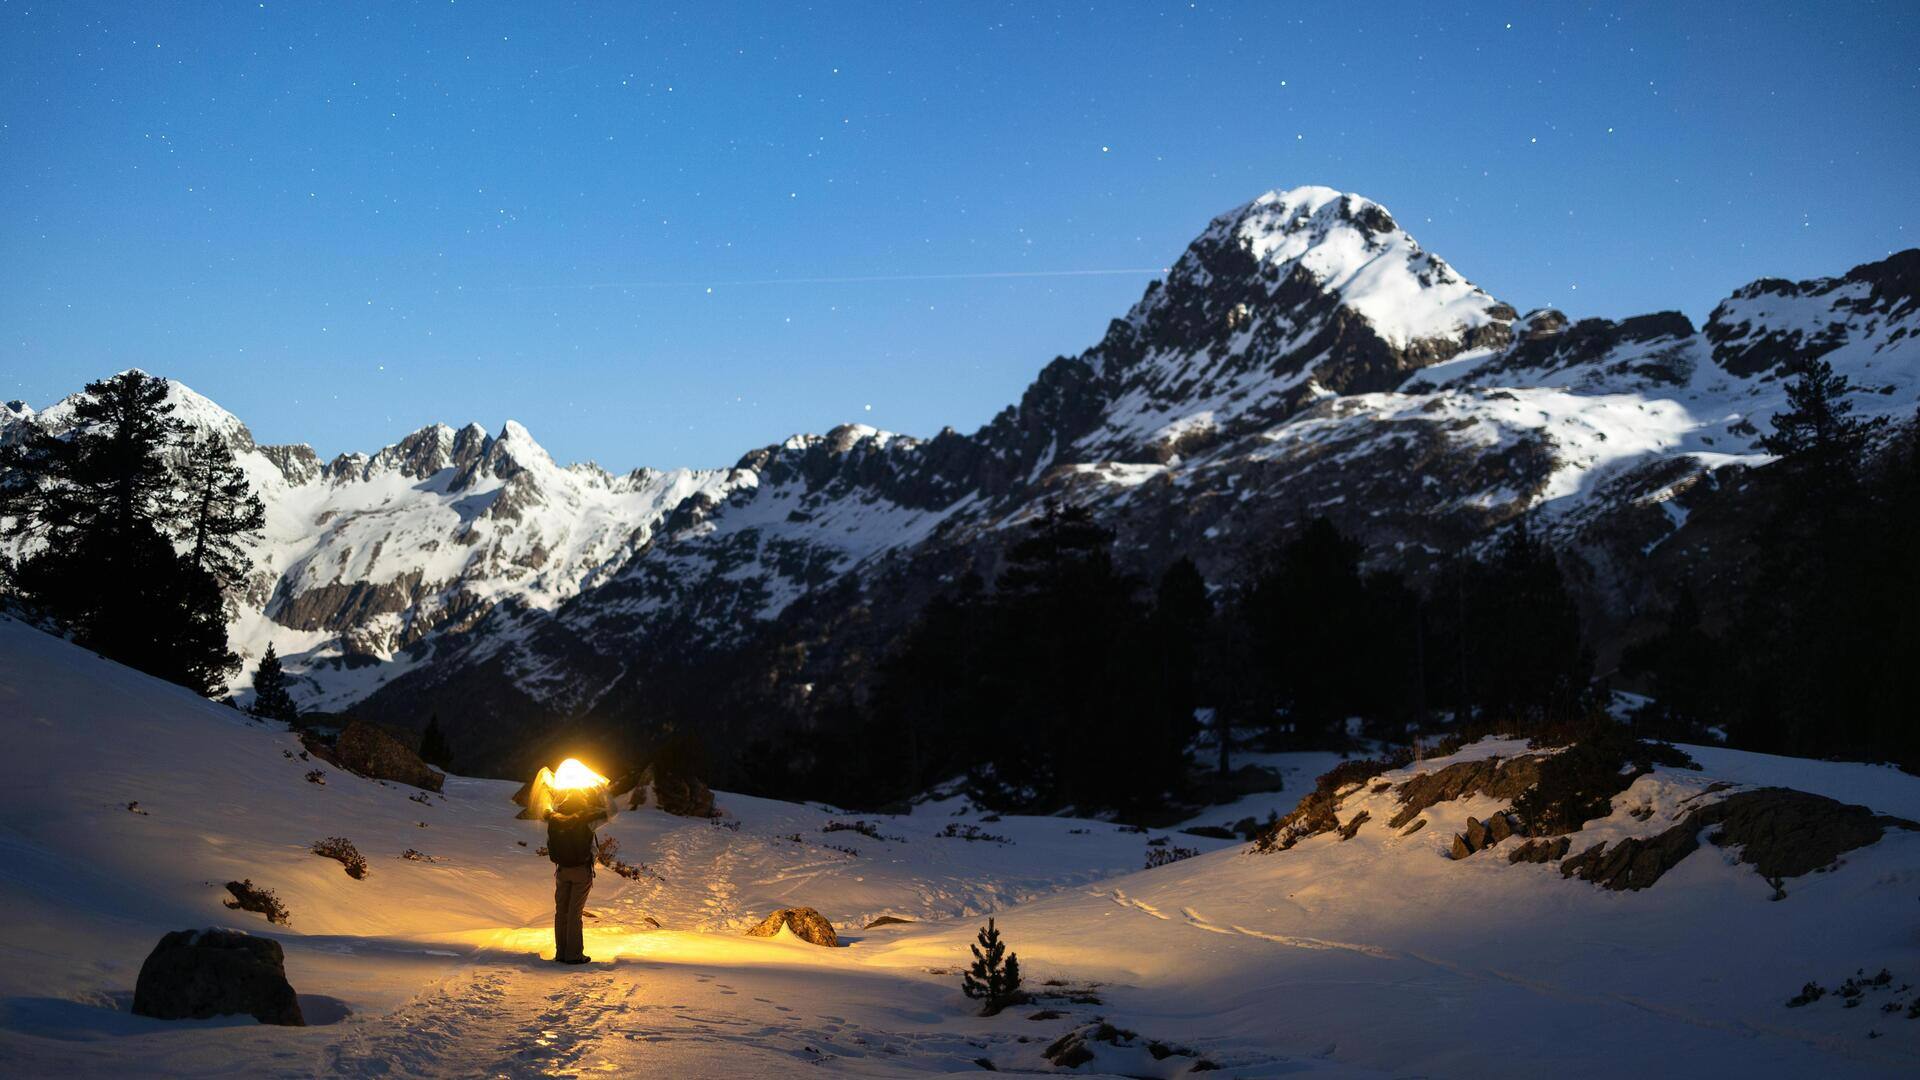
[[547, 789, 606, 964]]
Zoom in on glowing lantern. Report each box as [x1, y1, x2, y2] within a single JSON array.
[[551, 758, 609, 791], [519, 757, 615, 820]]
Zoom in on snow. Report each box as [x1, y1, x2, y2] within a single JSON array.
[[1211, 186, 1509, 351], [4, 614, 1919, 1076]]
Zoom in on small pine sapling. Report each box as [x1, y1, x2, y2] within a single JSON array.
[[961, 917, 1024, 1015]]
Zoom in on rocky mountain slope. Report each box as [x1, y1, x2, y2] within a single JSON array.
[[7, 186, 1917, 766]]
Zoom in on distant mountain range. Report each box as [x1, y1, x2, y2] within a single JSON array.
[[9, 186, 1917, 771]]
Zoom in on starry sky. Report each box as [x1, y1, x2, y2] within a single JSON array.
[[4, 2, 1916, 469]]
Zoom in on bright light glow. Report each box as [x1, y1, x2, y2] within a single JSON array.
[[551, 758, 609, 791]]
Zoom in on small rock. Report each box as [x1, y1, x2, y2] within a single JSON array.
[[1338, 810, 1371, 840]]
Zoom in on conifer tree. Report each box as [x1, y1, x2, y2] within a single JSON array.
[[419, 713, 452, 769], [0, 372, 263, 697], [960, 917, 1023, 1015], [1758, 356, 1884, 487], [178, 432, 265, 589], [1153, 557, 1216, 773], [249, 643, 298, 722]]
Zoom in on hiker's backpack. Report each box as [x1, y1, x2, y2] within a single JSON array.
[[547, 816, 595, 867]]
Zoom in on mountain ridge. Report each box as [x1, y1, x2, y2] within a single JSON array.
[[6, 186, 1918, 770]]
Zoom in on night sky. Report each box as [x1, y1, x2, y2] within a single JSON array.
[[4, 2, 1916, 469]]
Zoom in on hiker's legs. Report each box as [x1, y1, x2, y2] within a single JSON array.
[[553, 866, 593, 960]]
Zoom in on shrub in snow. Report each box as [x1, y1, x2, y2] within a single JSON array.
[[400, 848, 434, 862], [312, 837, 368, 879], [594, 834, 649, 881], [961, 917, 1023, 1015], [222, 879, 290, 925], [1510, 728, 1695, 836], [304, 769, 326, 785], [1144, 846, 1201, 869], [939, 823, 1011, 844], [825, 819, 900, 841]]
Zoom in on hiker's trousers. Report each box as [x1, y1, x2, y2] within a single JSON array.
[[554, 865, 594, 961]]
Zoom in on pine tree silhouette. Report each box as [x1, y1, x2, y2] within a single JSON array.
[[1759, 356, 1885, 486], [418, 713, 452, 769], [2, 371, 256, 694], [249, 644, 298, 722], [179, 432, 265, 589], [960, 917, 1023, 1015]]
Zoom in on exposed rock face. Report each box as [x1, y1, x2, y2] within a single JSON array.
[[1388, 756, 1545, 830], [1705, 248, 1920, 377], [1450, 812, 1522, 859], [1561, 788, 1917, 893], [132, 928, 304, 1026], [744, 907, 838, 947], [625, 764, 715, 818], [332, 720, 445, 792], [1254, 758, 1398, 853], [1508, 836, 1572, 864]]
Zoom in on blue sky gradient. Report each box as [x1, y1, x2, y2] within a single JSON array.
[[5, 1, 1916, 468]]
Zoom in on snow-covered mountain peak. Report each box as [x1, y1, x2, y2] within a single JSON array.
[[1194, 185, 1513, 351], [30, 373, 259, 453]]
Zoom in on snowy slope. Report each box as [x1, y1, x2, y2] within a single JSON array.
[[4, 615, 1918, 1077]]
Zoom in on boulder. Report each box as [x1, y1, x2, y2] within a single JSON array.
[[133, 928, 304, 1026], [1449, 834, 1472, 860], [1488, 812, 1515, 843], [332, 721, 445, 792], [627, 764, 715, 818], [744, 907, 839, 947], [1508, 836, 1571, 864], [1464, 816, 1490, 850], [1561, 788, 1917, 893]]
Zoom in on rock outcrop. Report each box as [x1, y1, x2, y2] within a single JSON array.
[[132, 928, 305, 1026], [1562, 788, 1917, 894], [331, 720, 445, 792], [744, 907, 839, 947], [1388, 755, 1545, 830], [625, 763, 716, 818]]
